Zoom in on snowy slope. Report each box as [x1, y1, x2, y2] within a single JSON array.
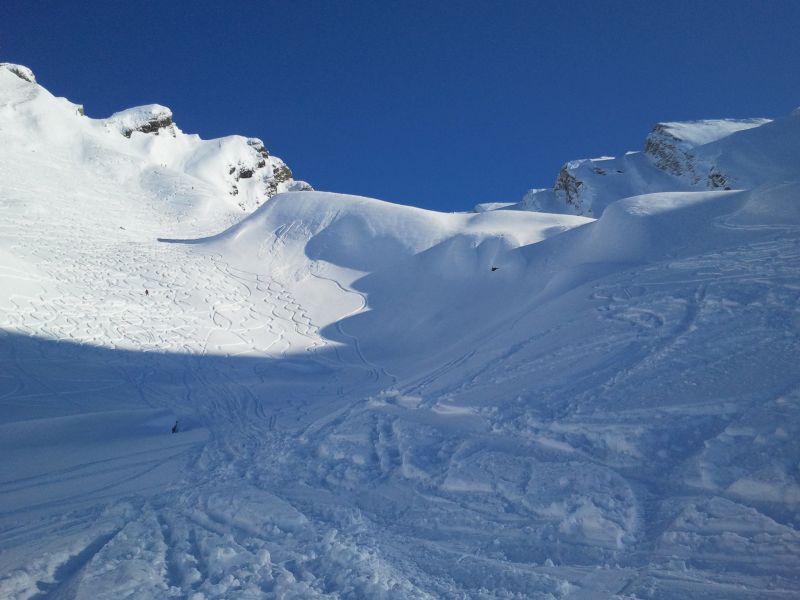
[[0, 64, 799, 599]]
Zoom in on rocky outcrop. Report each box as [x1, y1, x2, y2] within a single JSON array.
[[105, 105, 176, 138], [101, 107, 311, 208], [512, 117, 773, 217], [227, 145, 312, 211], [644, 123, 702, 183], [0, 63, 36, 83], [554, 163, 586, 212], [707, 167, 731, 190], [247, 138, 270, 162], [644, 119, 771, 189]]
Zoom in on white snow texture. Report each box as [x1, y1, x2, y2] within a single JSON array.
[[0, 62, 798, 599]]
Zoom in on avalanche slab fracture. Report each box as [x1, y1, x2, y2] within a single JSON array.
[[0, 63, 799, 599]]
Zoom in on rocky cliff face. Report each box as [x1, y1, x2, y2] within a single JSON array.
[[644, 123, 702, 182]]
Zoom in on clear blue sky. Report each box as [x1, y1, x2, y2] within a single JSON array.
[[4, 1, 799, 211]]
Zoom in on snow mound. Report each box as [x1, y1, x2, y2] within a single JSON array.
[[568, 190, 748, 264], [191, 190, 590, 372]]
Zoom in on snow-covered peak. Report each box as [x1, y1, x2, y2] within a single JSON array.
[[104, 104, 175, 138], [512, 112, 789, 216], [0, 63, 310, 215], [0, 62, 36, 83]]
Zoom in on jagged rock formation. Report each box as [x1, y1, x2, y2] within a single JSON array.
[[553, 163, 586, 211], [644, 123, 702, 182]]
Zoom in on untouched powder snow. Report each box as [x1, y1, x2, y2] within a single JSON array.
[[0, 64, 799, 599]]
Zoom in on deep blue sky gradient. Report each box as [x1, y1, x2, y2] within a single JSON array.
[[3, 1, 799, 211]]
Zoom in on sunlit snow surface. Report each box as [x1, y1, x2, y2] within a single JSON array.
[[0, 65, 799, 598]]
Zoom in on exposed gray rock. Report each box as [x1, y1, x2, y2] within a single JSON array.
[[644, 123, 701, 183], [707, 167, 732, 190], [554, 164, 585, 212], [272, 163, 293, 184], [105, 105, 176, 138], [247, 138, 270, 159]]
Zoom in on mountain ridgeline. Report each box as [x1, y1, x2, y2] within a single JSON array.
[[0, 62, 311, 215], [510, 113, 797, 216]]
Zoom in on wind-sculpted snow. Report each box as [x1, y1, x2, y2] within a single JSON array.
[[1, 66, 799, 598]]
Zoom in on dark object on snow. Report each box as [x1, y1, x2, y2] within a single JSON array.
[[145, 289, 149, 296], [171, 420, 178, 434], [491, 266, 499, 272]]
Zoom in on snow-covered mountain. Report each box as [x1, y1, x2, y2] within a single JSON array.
[[0, 62, 310, 216], [513, 114, 799, 216], [1, 63, 799, 599]]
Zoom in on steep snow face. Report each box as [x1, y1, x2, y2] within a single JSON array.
[[516, 115, 778, 216], [0, 65, 309, 217]]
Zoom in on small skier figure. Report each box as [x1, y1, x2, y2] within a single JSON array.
[[171, 420, 179, 434], [145, 289, 149, 296]]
